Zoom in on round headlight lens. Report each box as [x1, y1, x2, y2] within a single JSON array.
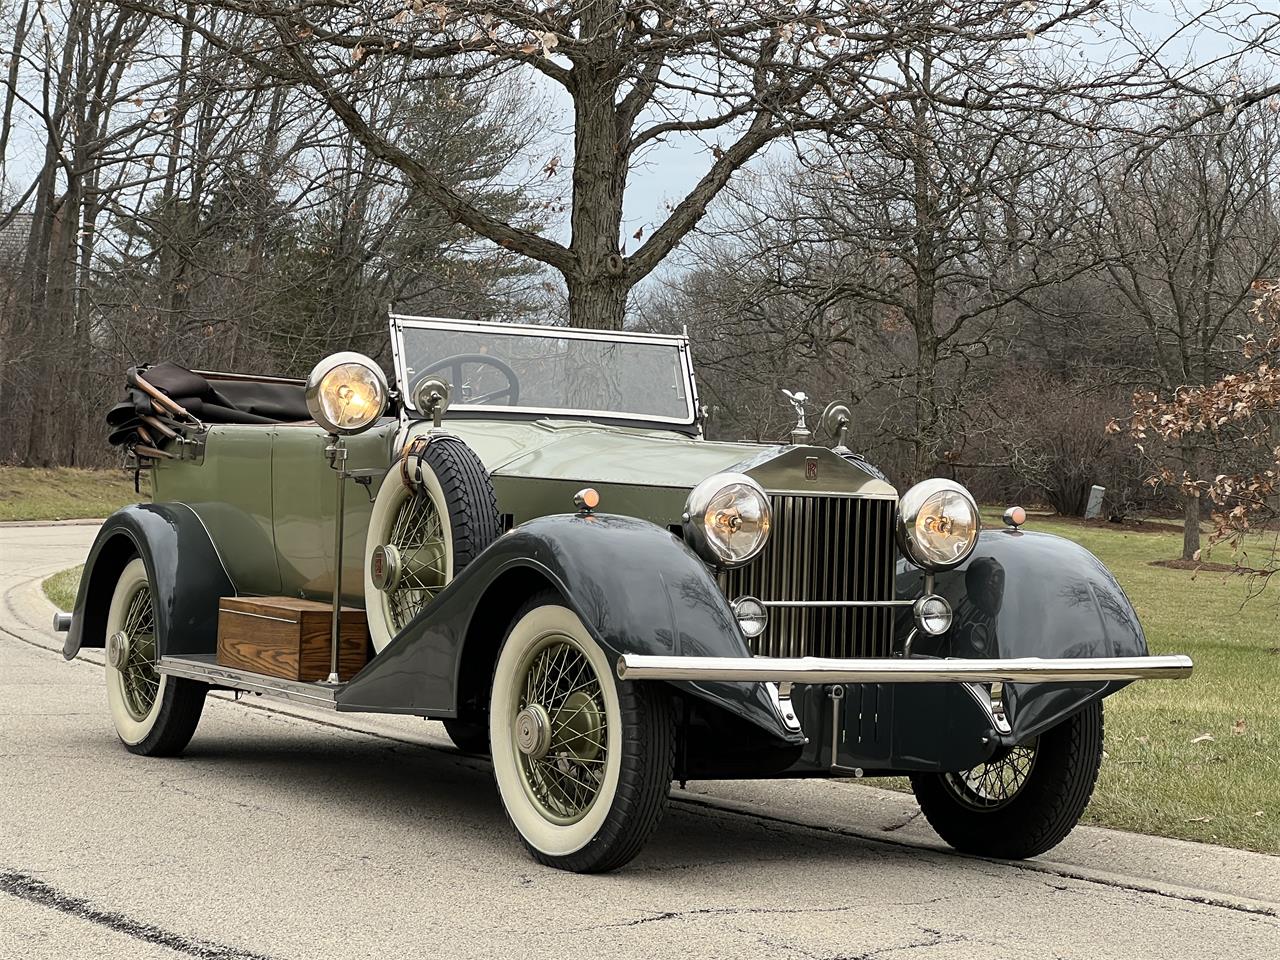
[[683, 473, 771, 568], [897, 479, 980, 570], [305, 353, 388, 435]]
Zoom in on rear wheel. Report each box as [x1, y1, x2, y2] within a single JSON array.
[[489, 594, 675, 873], [910, 701, 1104, 859], [104, 558, 206, 756]]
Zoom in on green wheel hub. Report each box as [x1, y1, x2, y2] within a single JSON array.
[[381, 491, 447, 632], [512, 636, 609, 825]]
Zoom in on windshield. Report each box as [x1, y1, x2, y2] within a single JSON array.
[[393, 317, 696, 424]]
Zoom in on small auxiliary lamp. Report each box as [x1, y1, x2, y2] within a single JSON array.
[[305, 352, 389, 684]]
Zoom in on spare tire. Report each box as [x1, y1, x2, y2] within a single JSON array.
[[364, 436, 501, 652]]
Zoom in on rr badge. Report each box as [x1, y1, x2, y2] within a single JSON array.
[[805, 457, 819, 481]]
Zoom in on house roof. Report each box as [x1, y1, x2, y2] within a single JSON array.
[[0, 212, 33, 265]]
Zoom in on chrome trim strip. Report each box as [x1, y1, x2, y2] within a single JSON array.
[[173, 503, 235, 588], [963, 681, 1012, 734], [157, 656, 340, 707], [616, 653, 1194, 684], [389, 314, 697, 425], [191, 369, 306, 386], [759, 599, 915, 608], [393, 313, 690, 345]]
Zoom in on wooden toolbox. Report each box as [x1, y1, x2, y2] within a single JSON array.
[[216, 597, 369, 682]]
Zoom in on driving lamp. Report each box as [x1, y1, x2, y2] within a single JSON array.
[[896, 478, 980, 571], [913, 594, 954, 636], [732, 596, 768, 639], [683, 472, 772, 568], [305, 352, 389, 435]]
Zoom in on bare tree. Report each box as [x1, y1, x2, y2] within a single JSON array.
[[112, 0, 1254, 332], [0, 1, 541, 466], [1117, 280, 1280, 589], [1090, 100, 1280, 558]]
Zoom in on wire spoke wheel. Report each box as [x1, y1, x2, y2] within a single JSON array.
[[490, 597, 675, 872], [384, 491, 448, 632], [365, 438, 499, 654], [943, 742, 1038, 810], [118, 583, 160, 722], [513, 637, 609, 824], [104, 557, 206, 755]]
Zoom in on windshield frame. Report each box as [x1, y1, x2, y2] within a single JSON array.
[[389, 314, 701, 429]]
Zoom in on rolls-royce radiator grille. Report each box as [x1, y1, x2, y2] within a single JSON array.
[[721, 495, 898, 659]]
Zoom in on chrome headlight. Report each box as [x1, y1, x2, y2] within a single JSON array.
[[896, 479, 980, 570], [683, 473, 771, 568], [305, 352, 388, 435]]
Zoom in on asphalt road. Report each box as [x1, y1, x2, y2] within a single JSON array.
[[2, 521, 1278, 960]]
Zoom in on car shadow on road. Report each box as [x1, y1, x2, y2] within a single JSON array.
[[173, 725, 923, 877]]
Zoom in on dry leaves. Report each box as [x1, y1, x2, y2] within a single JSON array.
[[1231, 719, 1247, 736], [1115, 281, 1280, 568], [1190, 732, 1215, 744]]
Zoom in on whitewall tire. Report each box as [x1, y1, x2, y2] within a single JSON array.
[[489, 594, 675, 873], [104, 558, 205, 756]]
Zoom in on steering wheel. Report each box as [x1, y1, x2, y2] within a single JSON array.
[[417, 353, 520, 406]]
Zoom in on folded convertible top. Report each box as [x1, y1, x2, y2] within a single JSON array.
[[107, 362, 311, 447]]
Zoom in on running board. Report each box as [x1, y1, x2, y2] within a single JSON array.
[[157, 655, 342, 708]]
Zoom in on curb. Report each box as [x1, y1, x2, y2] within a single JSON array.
[[0, 518, 106, 528]]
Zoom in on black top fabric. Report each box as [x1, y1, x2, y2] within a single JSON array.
[[107, 363, 311, 446]]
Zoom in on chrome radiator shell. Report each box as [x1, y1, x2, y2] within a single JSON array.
[[721, 494, 898, 659]]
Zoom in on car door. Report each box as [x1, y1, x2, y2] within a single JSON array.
[[270, 420, 400, 606]]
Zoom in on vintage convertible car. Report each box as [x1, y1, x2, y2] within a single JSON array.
[[57, 314, 1192, 872]]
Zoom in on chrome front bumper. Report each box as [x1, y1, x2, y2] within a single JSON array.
[[615, 653, 1193, 684]]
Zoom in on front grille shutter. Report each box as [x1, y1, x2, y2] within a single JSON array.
[[721, 495, 897, 658]]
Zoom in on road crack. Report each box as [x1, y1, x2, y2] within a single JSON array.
[[0, 868, 279, 960]]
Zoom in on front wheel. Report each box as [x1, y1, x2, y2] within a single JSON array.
[[910, 700, 1104, 859], [489, 594, 675, 873], [104, 558, 206, 756]]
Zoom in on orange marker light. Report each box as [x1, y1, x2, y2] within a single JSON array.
[[1003, 505, 1027, 528], [574, 488, 601, 513]]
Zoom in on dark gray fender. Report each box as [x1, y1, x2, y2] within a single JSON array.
[[63, 503, 235, 660], [338, 513, 799, 744], [898, 526, 1147, 742]]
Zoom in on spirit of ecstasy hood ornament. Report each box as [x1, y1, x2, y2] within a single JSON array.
[[781, 389, 811, 444]]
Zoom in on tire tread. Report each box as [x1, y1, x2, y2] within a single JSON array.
[[909, 701, 1104, 859], [501, 592, 676, 873], [421, 439, 501, 574]]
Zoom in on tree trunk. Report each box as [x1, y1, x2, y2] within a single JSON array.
[[566, 273, 629, 332], [565, 9, 628, 330], [1181, 442, 1201, 560]]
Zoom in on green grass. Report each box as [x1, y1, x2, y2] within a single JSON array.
[[35, 504, 1279, 853], [42, 564, 83, 611], [0, 467, 145, 522], [874, 512, 1278, 853], [1031, 516, 1279, 853]]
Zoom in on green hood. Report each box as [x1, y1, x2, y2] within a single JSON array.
[[433, 419, 895, 527]]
